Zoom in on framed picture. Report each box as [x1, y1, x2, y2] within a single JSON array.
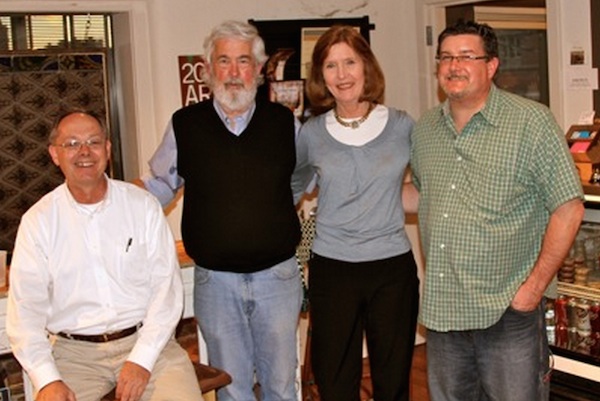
[[300, 26, 360, 79], [251, 16, 373, 82], [250, 17, 373, 118], [300, 28, 330, 80], [269, 80, 304, 120]]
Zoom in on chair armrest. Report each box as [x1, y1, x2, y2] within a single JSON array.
[[193, 361, 232, 393]]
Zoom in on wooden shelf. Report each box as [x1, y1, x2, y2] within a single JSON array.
[[557, 281, 600, 302]]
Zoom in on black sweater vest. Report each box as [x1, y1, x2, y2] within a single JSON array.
[[172, 100, 301, 272]]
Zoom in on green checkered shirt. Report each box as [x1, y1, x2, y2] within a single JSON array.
[[411, 85, 583, 331]]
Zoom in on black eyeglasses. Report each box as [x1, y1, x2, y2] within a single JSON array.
[[436, 55, 489, 65]]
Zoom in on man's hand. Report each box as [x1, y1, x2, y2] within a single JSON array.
[[511, 280, 542, 312], [36, 380, 76, 401], [115, 361, 151, 401]]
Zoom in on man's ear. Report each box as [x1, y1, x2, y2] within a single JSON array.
[[48, 145, 60, 166], [487, 57, 500, 80]]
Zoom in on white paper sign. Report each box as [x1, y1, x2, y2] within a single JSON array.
[[567, 68, 598, 91]]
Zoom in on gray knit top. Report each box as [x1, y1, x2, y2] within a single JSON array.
[[292, 106, 414, 262]]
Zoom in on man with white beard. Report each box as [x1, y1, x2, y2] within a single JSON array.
[[139, 20, 302, 401]]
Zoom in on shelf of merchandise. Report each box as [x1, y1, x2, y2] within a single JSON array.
[[553, 273, 600, 382]]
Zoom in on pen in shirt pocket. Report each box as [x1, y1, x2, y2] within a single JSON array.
[[126, 238, 132, 252]]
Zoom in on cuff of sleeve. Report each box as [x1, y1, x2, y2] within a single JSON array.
[[29, 362, 62, 392], [127, 342, 161, 373], [140, 174, 177, 207]]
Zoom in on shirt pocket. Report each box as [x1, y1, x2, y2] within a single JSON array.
[[120, 241, 151, 286], [461, 160, 523, 219]]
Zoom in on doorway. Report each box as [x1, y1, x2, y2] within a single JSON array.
[[415, 0, 566, 122], [445, 1, 549, 105]]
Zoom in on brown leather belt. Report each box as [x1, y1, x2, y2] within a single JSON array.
[[57, 323, 141, 343]]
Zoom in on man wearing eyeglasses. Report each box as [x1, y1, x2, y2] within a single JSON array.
[[410, 20, 584, 401], [6, 110, 203, 401]]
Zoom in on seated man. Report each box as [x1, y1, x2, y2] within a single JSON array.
[[6, 110, 203, 401]]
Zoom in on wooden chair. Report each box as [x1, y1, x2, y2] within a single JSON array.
[[194, 362, 232, 399]]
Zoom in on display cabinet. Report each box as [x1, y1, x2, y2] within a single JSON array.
[[547, 202, 600, 398]]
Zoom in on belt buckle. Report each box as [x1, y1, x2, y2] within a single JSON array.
[[103, 333, 110, 342]]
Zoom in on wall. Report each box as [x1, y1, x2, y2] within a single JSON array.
[[547, 0, 594, 129]]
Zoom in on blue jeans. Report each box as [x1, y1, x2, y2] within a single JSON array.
[[426, 301, 550, 401], [194, 257, 302, 401]]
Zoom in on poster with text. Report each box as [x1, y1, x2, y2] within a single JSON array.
[[178, 55, 211, 106]]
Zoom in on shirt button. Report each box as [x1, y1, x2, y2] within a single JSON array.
[[443, 213, 448, 218], [457, 156, 463, 161], [451, 184, 456, 190], [439, 273, 445, 278], [440, 244, 445, 249]]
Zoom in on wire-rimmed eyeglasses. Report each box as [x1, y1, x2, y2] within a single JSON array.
[[53, 138, 106, 152]]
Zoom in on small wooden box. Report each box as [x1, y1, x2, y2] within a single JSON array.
[[566, 124, 600, 163]]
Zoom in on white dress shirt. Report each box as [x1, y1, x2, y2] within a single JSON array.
[[6, 177, 183, 391]]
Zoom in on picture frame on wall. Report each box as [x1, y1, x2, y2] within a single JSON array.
[[300, 27, 329, 80], [250, 16, 373, 83], [250, 16, 374, 118], [269, 80, 305, 120], [300, 26, 361, 80]]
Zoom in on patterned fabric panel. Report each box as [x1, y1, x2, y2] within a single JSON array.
[[0, 52, 107, 253]]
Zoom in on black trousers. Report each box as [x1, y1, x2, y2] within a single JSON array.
[[308, 252, 420, 401]]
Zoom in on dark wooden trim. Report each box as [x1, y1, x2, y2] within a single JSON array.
[[591, 0, 600, 120]]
